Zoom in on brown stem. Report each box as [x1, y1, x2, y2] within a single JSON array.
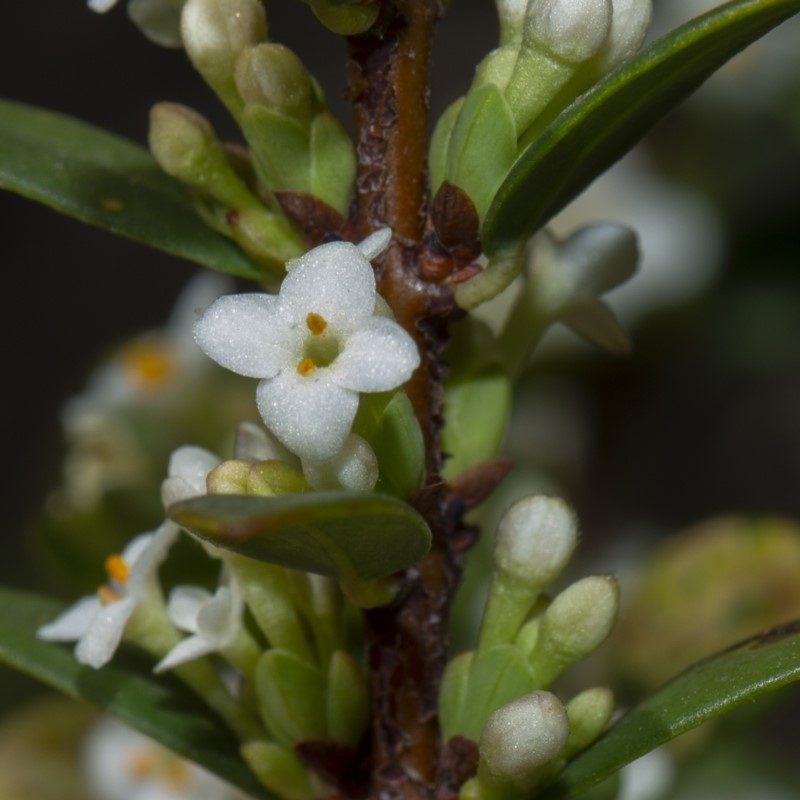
[[346, 4, 473, 800]]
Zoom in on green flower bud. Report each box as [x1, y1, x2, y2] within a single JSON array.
[[478, 691, 569, 790], [302, 0, 380, 35], [128, 0, 186, 48], [529, 575, 620, 686], [206, 458, 310, 496], [478, 497, 578, 650], [148, 102, 260, 212], [562, 686, 614, 758], [504, 0, 613, 135], [235, 43, 315, 121], [241, 741, 315, 800], [496, 0, 528, 45], [181, 0, 268, 121]]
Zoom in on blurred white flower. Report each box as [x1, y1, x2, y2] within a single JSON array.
[[37, 522, 179, 668], [154, 568, 243, 672], [82, 716, 252, 800], [194, 230, 420, 462]]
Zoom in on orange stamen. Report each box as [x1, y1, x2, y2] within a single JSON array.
[[297, 357, 316, 376], [105, 553, 129, 583], [306, 312, 328, 336], [121, 340, 174, 389], [127, 748, 158, 777]]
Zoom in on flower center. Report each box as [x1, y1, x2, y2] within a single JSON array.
[[297, 312, 340, 376], [121, 340, 175, 390]]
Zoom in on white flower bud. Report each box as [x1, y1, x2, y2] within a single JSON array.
[[524, 0, 613, 64], [531, 575, 620, 685], [181, 0, 267, 119], [302, 434, 379, 492], [479, 691, 570, 786], [494, 496, 578, 587], [595, 0, 653, 73]]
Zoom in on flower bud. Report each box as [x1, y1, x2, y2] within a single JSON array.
[[523, 0, 612, 63], [478, 691, 569, 788], [478, 496, 577, 649], [495, 0, 528, 45], [302, 0, 380, 35], [206, 458, 310, 496], [529, 575, 620, 685], [594, 0, 653, 74], [495, 496, 578, 586], [181, 0, 267, 120], [127, 0, 186, 48], [301, 434, 379, 492], [235, 43, 315, 121], [563, 686, 614, 758]]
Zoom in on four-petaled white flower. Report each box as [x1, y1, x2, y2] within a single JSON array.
[[154, 569, 243, 672], [37, 521, 179, 668], [194, 229, 420, 462]]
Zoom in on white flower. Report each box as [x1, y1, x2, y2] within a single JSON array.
[[194, 230, 420, 462], [160, 445, 222, 509], [154, 569, 243, 672], [37, 522, 179, 669], [82, 716, 252, 800]]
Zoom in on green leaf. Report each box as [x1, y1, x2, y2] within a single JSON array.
[[0, 99, 260, 278], [169, 491, 431, 580], [0, 587, 269, 798], [481, 0, 800, 255], [541, 621, 800, 798]]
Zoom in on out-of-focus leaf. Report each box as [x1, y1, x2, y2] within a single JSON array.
[[541, 621, 800, 798], [0, 99, 261, 277], [169, 491, 431, 580], [0, 587, 269, 798], [482, 0, 800, 255]]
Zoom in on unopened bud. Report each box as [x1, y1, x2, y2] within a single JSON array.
[[495, 496, 578, 586], [207, 459, 310, 496], [235, 43, 315, 121], [181, 0, 267, 120], [301, 434, 379, 492], [563, 687, 614, 758], [302, 0, 380, 35], [530, 575, 619, 685], [478, 691, 569, 789], [478, 496, 578, 649], [594, 0, 652, 74], [524, 0, 612, 63], [127, 0, 186, 47]]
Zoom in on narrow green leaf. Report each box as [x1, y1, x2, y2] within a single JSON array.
[[169, 491, 431, 580], [541, 621, 800, 798], [482, 0, 800, 255], [0, 587, 269, 798], [0, 99, 260, 278]]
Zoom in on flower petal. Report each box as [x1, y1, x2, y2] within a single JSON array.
[[280, 242, 376, 325], [256, 371, 358, 462], [75, 597, 137, 668], [37, 595, 100, 642], [302, 434, 379, 492], [125, 521, 180, 594], [153, 635, 218, 673], [167, 585, 211, 633], [196, 586, 236, 641], [193, 293, 291, 379], [357, 228, 392, 261], [334, 316, 419, 392], [162, 445, 221, 508]]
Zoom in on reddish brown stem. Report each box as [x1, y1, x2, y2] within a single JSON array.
[[346, 3, 473, 800]]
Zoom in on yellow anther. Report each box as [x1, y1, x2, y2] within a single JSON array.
[[121, 340, 175, 389], [105, 553, 129, 583], [165, 759, 192, 791], [306, 312, 328, 336], [97, 585, 122, 605], [297, 357, 316, 376]]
